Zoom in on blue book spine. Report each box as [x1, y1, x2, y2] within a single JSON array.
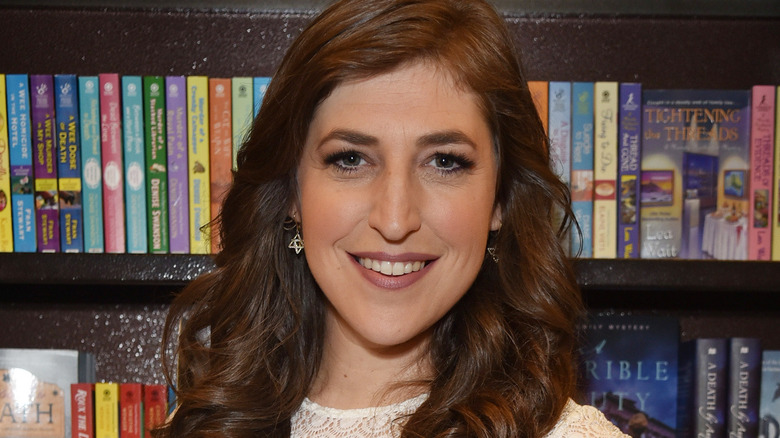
[[54, 74, 83, 252], [121, 76, 148, 253], [677, 338, 728, 438], [617, 82, 641, 258], [252, 76, 271, 116], [571, 82, 594, 257], [759, 350, 780, 437], [6, 74, 36, 252], [78, 76, 104, 252], [728, 337, 762, 438]]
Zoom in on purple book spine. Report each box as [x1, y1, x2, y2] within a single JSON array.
[[166, 76, 189, 253], [617, 82, 641, 258], [31, 74, 60, 252]]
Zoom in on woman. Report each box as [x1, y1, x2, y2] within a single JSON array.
[[158, 0, 628, 437]]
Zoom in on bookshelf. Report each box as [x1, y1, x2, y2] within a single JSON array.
[[1, 3, 779, 384]]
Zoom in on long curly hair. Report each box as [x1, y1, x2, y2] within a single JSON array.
[[157, 0, 584, 437]]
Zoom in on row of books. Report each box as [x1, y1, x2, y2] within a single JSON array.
[[71, 382, 171, 438], [0, 73, 270, 254], [529, 82, 780, 261], [578, 314, 779, 438]]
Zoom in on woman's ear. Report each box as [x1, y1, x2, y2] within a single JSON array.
[[490, 204, 502, 231]]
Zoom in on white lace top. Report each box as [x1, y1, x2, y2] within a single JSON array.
[[290, 395, 630, 437]]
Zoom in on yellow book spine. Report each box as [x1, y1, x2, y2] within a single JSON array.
[[592, 81, 618, 259], [773, 86, 780, 260], [95, 382, 119, 438], [0, 75, 13, 252], [187, 76, 211, 254]]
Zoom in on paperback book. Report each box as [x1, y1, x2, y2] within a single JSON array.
[[7, 74, 36, 252], [99, 73, 125, 253], [209, 77, 232, 254], [122, 75, 148, 253], [78, 76, 104, 253], [187, 76, 210, 254], [617, 82, 641, 258], [0, 74, 12, 252], [748, 85, 775, 260], [677, 338, 729, 438], [31, 74, 60, 252], [728, 337, 762, 438], [165, 76, 189, 253], [570, 82, 594, 257], [231, 76, 253, 170], [593, 82, 618, 258], [143, 75, 169, 254], [55, 73, 83, 252], [760, 350, 780, 438]]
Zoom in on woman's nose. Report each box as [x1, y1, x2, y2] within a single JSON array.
[[367, 168, 422, 242]]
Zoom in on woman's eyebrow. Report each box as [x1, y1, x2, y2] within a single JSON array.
[[319, 129, 379, 147], [417, 130, 477, 149]]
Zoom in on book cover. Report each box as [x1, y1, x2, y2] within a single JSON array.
[[143, 384, 167, 438], [773, 87, 780, 261], [119, 383, 143, 438], [0, 348, 96, 438], [122, 75, 148, 253], [99, 73, 125, 253], [31, 74, 60, 252], [95, 382, 119, 438], [252, 76, 270, 117], [6, 74, 36, 252], [78, 76, 104, 253], [677, 338, 729, 438], [617, 82, 642, 259], [570, 82, 594, 257], [55, 74, 83, 253], [641, 89, 751, 260], [165, 76, 189, 254], [143, 76, 169, 254], [71, 383, 95, 438], [187, 76, 210, 254], [759, 350, 780, 438], [593, 81, 618, 259], [748, 85, 775, 260], [209, 78, 232, 254], [728, 337, 762, 438], [578, 313, 680, 438], [0, 74, 12, 252], [231, 76, 253, 170], [527, 80, 548, 134]]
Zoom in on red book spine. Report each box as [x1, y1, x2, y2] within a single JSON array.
[[120, 383, 143, 438], [209, 78, 232, 254], [143, 384, 168, 438], [99, 73, 126, 253], [71, 383, 95, 438]]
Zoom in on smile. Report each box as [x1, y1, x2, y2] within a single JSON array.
[[358, 257, 426, 276]]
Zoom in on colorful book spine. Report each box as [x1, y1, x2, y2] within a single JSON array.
[[252, 76, 270, 117], [231, 76, 253, 170], [165, 76, 189, 254], [79, 76, 104, 253], [6, 74, 36, 252], [727, 337, 762, 438], [143, 76, 169, 254], [31, 74, 60, 252], [570, 82, 594, 257], [99, 73, 125, 253], [748, 85, 775, 260], [187, 76, 210, 254], [759, 350, 780, 438], [120, 382, 144, 438], [592, 81, 618, 259], [71, 383, 95, 438], [55, 74, 83, 253], [617, 82, 642, 259], [677, 338, 729, 438], [122, 76, 148, 253], [527, 81, 549, 135], [0, 75, 12, 252], [548, 81, 572, 188], [95, 382, 119, 438], [774, 87, 780, 261], [143, 384, 167, 438], [209, 78, 232, 254]]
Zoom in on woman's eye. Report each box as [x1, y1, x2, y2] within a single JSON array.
[[324, 150, 366, 171], [428, 153, 474, 173]]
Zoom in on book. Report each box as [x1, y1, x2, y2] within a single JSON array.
[[187, 76, 210, 254], [95, 382, 119, 438], [0, 74, 12, 252], [617, 82, 642, 259], [165, 76, 189, 254], [55, 73, 83, 253], [71, 383, 95, 438], [728, 337, 762, 438], [759, 350, 780, 438], [31, 74, 60, 252], [142, 384, 167, 438], [231, 76, 253, 170], [748, 85, 775, 260], [548, 81, 572, 255], [570, 82, 595, 257], [774, 87, 780, 262], [527, 80, 549, 134], [209, 77, 232, 254], [640, 89, 751, 260], [252, 76, 270, 117], [578, 313, 680, 438], [592, 81, 618, 259], [6, 74, 36, 252], [119, 383, 143, 438], [677, 338, 729, 438], [99, 73, 125, 253], [0, 348, 96, 438], [122, 75, 148, 253], [79, 76, 104, 253], [143, 76, 169, 254]]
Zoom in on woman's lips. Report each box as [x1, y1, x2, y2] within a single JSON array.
[[350, 253, 436, 289]]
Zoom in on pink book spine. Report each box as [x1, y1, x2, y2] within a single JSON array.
[[100, 73, 126, 253], [748, 85, 776, 260]]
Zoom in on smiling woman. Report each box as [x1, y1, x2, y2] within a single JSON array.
[[157, 1, 628, 437]]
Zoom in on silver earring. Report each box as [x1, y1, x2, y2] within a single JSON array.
[[487, 247, 499, 263], [284, 217, 304, 254]]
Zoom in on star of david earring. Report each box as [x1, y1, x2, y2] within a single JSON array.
[[285, 216, 304, 254]]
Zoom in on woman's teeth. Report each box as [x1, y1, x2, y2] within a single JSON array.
[[358, 257, 426, 276]]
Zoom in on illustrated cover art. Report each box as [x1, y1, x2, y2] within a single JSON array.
[[748, 85, 775, 260], [570, 82, 594, 257], [759, 350, 780, 438], [640, 89, 751, 260], [577, 313, 680, 438]]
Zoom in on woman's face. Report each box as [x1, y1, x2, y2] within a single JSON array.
[[295, 62, 501, 353]]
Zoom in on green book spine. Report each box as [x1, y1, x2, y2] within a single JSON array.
[[231, 76, 253, 170], [143, 76, 169, 253]]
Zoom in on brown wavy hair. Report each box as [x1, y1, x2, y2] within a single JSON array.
[[157, 0, 584, 437]]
